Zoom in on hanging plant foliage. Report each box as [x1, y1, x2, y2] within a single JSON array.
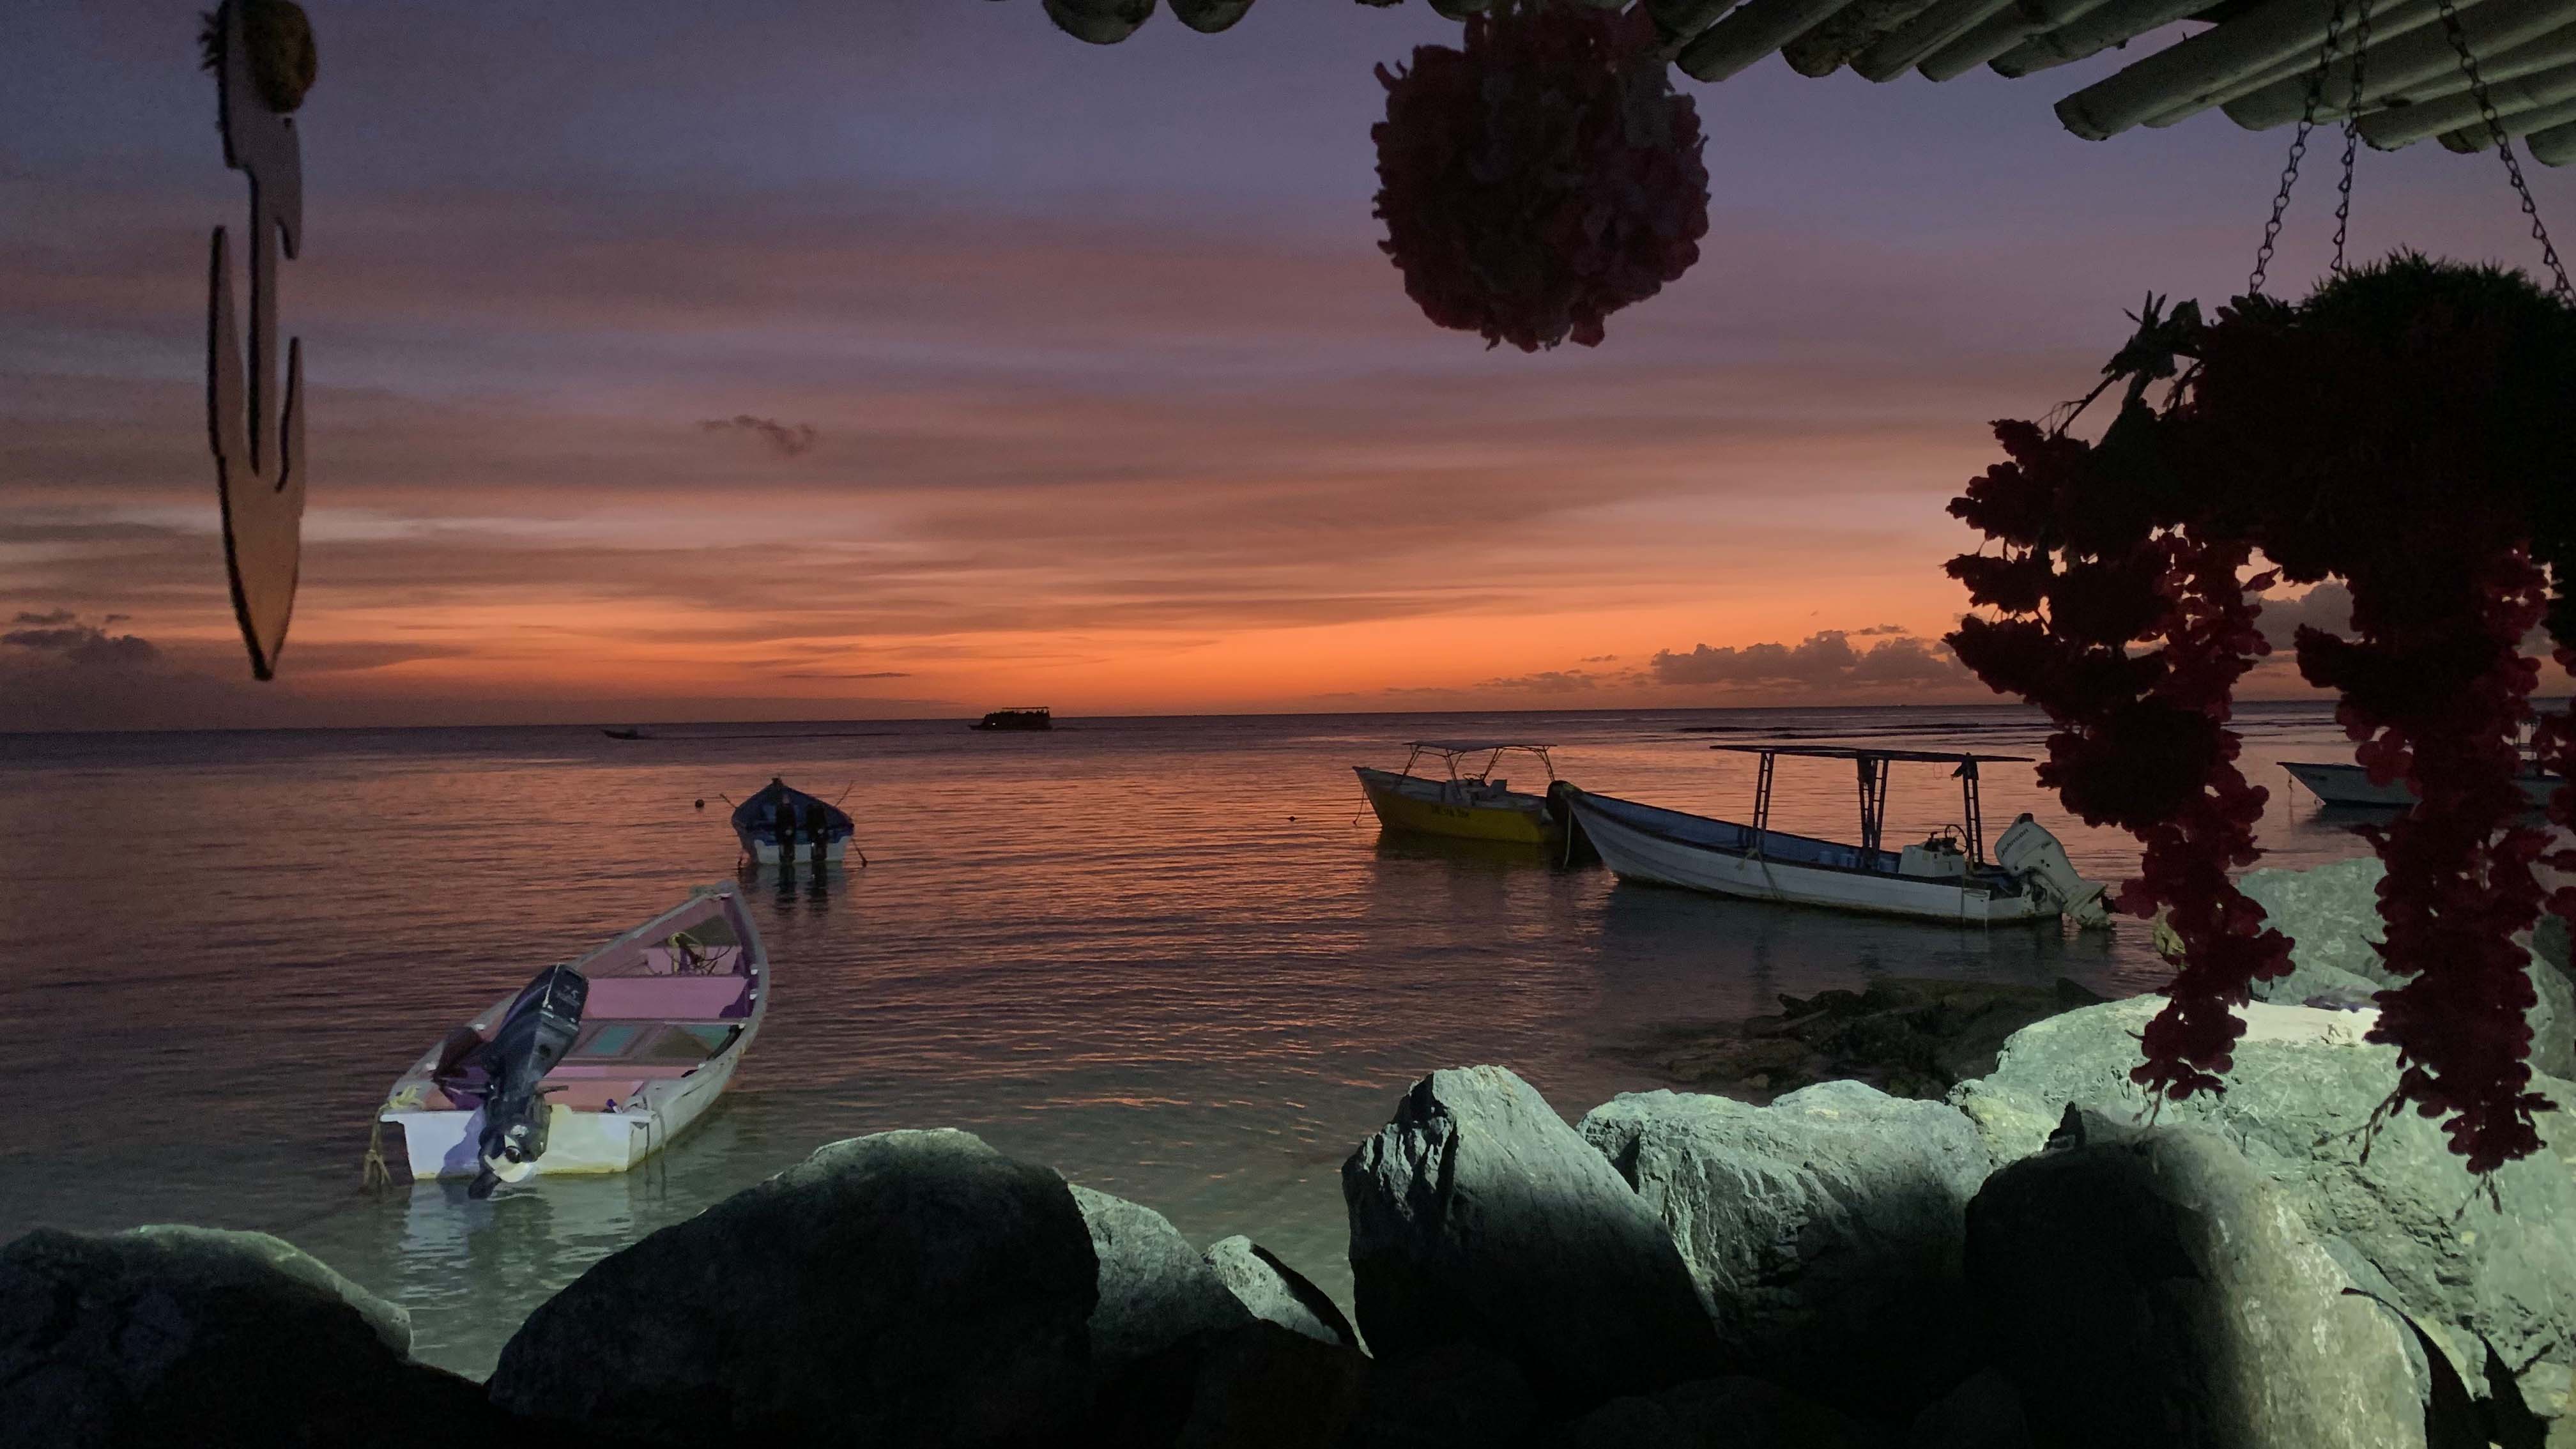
[[1370, 0, 1710, 351], [1947, 253, 2576, 1174], [197, 0, 318, 114]]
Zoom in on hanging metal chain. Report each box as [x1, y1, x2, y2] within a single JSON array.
[[2439, 0, 2573, 303], [2330, 0, 2374, 275], [2250, 0, 2350, 296]]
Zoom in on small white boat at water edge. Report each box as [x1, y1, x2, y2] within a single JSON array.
[[1560, 744, 2111, 927], [377, 884, 769, 1195], [2283, 759, 2560, 809]]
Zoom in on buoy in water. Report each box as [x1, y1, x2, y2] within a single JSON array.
[[694, 799, 705, 809]]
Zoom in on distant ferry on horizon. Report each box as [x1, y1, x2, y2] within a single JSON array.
[[972, 707, 1052, 732]]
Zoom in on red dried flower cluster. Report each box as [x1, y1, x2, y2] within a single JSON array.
[[1948, 256, 2576, 1172], [1370, 1, 1709, 351]]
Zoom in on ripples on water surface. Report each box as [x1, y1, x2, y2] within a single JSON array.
[[0, 704, 2377, 1374]]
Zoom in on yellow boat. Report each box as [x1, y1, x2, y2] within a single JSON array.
[[1353, 740, 1561, 846]]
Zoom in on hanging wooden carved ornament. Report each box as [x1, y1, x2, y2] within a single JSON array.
[[201, 0, 316, 679]]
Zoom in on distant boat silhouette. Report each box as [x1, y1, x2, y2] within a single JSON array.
[[602, 726, 653, 740], [971, 707, 1052, 732]]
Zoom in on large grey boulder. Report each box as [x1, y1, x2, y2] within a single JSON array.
[[0, 1225, 489, 1449], [1952, 997, 2576, 1413], [2240, 855, 2574, 1075], [487, 1128, 1096, 1446], [1342, 1066, 1721, 1417], [1201, 1236, 1356, 1348], [1069, 1184, 1252, 1385], [1578, 1080, 1988, 1419], [1966, 1112, 2424, 1449]]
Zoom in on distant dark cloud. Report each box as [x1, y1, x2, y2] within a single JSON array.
[[700, 415, 818, 459], [1650, 631, 1959, 689], [2255, 582, 2350, 652], [1852, 624, 1909, 636], [2, 613, 158, 666], [1579, 654, 1619, 663], [1477, 669, 1613, 693], [777, 670, 912, 679]]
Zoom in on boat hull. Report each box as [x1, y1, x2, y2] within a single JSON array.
[[1563, 788, 2053, 924], [2285, 760, 2559, 809], [734, 829, 849, 864], [384, 1048, 740, 1179], [1354, 767, 1555, 845]]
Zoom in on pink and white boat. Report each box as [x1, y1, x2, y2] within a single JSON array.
[[377, 884, 769, 1194]]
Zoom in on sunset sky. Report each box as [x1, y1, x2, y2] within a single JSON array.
[[7, 1, 2570, 730]]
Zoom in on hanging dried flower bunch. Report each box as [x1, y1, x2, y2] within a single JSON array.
[[197, 0, 318, 114], [1370, 0, 1710, 351], [1947, 254, 2576, 1174]]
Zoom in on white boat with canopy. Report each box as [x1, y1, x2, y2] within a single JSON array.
[[1560, 744, 2110, 926]]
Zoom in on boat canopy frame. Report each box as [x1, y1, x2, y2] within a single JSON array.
[[1395, 740, 1557, 788], [1712, 744, 2031, 866]]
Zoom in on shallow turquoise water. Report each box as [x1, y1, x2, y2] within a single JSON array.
[[0, 703, 2378, 1374]]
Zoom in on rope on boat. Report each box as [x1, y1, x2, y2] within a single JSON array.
[[360, 1116, 392, 1191]]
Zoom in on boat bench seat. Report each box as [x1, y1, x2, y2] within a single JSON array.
[[582, 974, 753, 1020], [548, 1062, 702, 1080], [638, 944, 744, 976]]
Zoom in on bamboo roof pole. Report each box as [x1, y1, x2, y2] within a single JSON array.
[[1851, 0, 2019, 79], [2056, 0, 2450, 141], [1678, 0, 1866, 79], [2224, 3, 2576, 128], [1784, 0, 1946, 76], [1169, 0, 1255, 31], [1917, 0, 2117, 82], [1045, 0, 1155, 43], [1991, 0, 2213, 77], [1650, 0, 1743, 52], [2365, 58, 2576, 148], [2432, 89, 2576, 152], [2531, 118, 2576, 165], [2138, 0, 2464, 129]]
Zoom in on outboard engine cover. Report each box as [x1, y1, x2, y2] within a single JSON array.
[[1993, 815, 2112, 928], [467, 963, 586, 1198]]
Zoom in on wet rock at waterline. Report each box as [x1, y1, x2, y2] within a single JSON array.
[[1342, 1064, 1721, 1417], [487, 1128, 1097, 1447], [1952, 996, 2576, 1412], [1202, 1235, 1357, 1348], [1579, 1080, 1989, 1420], [0, 1225, 493, 1449], [1966, 1111, 2425, 1449], [1606, 976, 2108, 1101]]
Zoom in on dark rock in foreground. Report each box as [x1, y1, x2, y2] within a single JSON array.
[[1953, 995, 2576, 1413], [1071, 1183, 1252, 1386], [1335, 1340, 1540, 1449], [1342, 1065, 1721, 1419], [487, 1128, 1096, 1447], [1561, 1375, 1887, 1449], [0, 1225, 492, 1449], [1202, 1236, 1357, 1349], [1966, 1110, 2423, 1449], [1579, 1080, 1988, 1420]]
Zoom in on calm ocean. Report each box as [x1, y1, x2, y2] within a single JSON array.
[[0, 703, 2376, 1374]]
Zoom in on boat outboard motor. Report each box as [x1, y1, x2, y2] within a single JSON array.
[[466, 963, 587, 1199], [1993, 815, 2113, 928]]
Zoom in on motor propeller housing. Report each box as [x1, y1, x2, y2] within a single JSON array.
[[466, 963, 586, 1198]]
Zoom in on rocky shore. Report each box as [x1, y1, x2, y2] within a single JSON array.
[[8, 860, 2576, 1448]]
